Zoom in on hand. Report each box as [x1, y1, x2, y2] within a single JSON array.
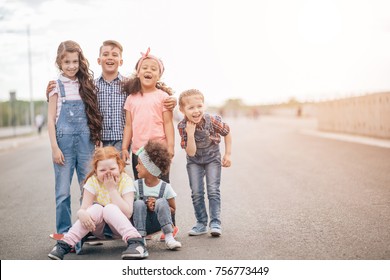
[[146, 197, 156, 211], [103, 172, 119, 191], [46, 80, 56, 101], [185, 121, 196, 136], [78, 210, 96, 232], [168, 146, 175, 159], [163, 96, 177, 111], [52, 147, 65, 165], [122, 150, 130, 165], [222, 154, 231, 167]]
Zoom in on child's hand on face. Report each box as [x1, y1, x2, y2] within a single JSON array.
[[185, 121, 196, 135], [103, 172, 119, 191]]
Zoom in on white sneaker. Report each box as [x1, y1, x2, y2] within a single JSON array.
[[165, 239, 182, 250]]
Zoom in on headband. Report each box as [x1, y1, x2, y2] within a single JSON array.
[[136, 146, 162, 177], [136, 47, 165, 75]]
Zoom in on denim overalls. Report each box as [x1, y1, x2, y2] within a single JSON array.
[[186, 114, 222, 229], [54, 79, 95, 234], [132, 180, 174, 236]]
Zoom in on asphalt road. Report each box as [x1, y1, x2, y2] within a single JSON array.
[[1, 116, 389, 260]]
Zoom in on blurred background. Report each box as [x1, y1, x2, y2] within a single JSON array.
[[0, 0, 389, 139]]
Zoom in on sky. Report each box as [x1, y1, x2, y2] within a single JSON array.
[[1, 0, 390, 106]]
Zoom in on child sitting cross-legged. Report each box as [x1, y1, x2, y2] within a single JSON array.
[[132, 140, 182, 250]]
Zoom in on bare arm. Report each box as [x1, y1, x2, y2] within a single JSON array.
[[163, 110, 175, 158], [222, 132, 232, 167], [76, 189, 96, 231], [122, 110, 133, 162], [167, 197, 176, 215], [47, 94, 64, 165]]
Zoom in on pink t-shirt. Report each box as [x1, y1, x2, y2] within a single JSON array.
[[124, 89, 169, 153]]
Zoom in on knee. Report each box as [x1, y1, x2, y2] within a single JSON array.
[[155, 198, 169, 211], [88, 204, 104, 223], [102, 203, 120, 220], [133, 200, 146, 212]]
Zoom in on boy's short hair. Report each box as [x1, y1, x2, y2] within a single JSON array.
[[179, 89, 204, 108], [99, 40, 123, 55]]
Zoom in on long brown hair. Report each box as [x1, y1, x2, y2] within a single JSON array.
[[56, 40, 102, 143], [84, 146, 126, 184]]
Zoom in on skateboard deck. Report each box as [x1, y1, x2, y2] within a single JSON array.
[[49, 226, 179, 243]]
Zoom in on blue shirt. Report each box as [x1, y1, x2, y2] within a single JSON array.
[[95, 73, 127, 141]]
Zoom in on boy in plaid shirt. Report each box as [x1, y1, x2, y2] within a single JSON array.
[[178, 89, 232, 237]]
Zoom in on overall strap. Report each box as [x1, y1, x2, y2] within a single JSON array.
[[57, 79, 66, 99], [158, 181, 167, 199], [204, 114, 212, 132], [138, 179, 144, 200]]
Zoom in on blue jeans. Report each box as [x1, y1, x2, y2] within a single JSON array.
[[55, 132, 94, 234], [133, 199, 173, 236], [186, 145, 222, 228]]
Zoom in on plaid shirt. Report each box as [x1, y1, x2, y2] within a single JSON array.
[[177, 113, 230, 149], [95, 73, 127, 141]]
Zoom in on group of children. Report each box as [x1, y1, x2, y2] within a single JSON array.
[[46, 40, 232, 260]]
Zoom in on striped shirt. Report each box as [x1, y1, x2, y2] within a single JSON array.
[[48, 75, 81, 122], [95, 73, 127, 141], [177, 114, 230, 149]]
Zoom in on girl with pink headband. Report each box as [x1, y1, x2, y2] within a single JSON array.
[[121, 48, 175, 184]]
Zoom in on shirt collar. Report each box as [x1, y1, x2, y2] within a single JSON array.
[[97, 72, 123, 83], [59, 74, 78, 83]]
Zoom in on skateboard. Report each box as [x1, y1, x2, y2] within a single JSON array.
[[49, 226, 179, 243]]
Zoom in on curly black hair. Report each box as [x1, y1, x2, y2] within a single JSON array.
[[144, 140, 171, 175]]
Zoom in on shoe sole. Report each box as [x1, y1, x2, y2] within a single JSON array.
[[166, 243, 182, 250], [188, 231, 208, 236], [48, 253, 62, 260], [210, 231, 221, 237], [121, 252, 149, 260]]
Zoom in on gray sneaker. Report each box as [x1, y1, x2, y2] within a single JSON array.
[[210, 227, 222, 237], [188, 223, 208, 236], [48, 240, 72, 260], [122, 238, 149, 259]]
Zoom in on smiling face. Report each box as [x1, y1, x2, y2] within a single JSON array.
[[96, 158, 120, 183], [60, 51, 79, 80], [98, 45, 123, 76], [180, 94, 205, 124], [137, 58, 161, 92]]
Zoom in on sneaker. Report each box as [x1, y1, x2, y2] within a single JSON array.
[[48, 240, 72, 260], [165, 239, 182, 250], [121, 238, 149, 259], [188, 223, 208, 236], [160, 226, 179, 241], [210, 227, 222, 237]]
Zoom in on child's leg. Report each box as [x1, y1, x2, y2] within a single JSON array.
[[154, 198, 173, 234], [205, 160, 222, 229], [155, 199, 181, 249], [186, 162, 208, 226], [102, 204, 141, 242], [133, 200, 148, 236], [54, 134, 76, 234], [62, 204, 104, 247]]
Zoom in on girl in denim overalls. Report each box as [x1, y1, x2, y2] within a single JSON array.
[[47, 41, 102, 236], [178, 89, 232, 237]]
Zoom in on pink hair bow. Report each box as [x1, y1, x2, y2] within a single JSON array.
[[136, 47, 164, 75]]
